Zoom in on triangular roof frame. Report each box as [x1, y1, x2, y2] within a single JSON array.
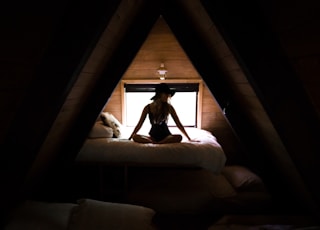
[[55, 2, 237, 170], [4, 0, 320, 217], [63, 0, 320, 211]]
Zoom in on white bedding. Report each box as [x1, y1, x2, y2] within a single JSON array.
[[76, 127, 226, 173], [5, 199, 156, 230]]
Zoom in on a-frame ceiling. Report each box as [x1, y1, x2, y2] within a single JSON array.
[[2, 0, 320, 221]]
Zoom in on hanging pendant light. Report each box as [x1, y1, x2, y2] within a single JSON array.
[[157, 63, 167, 80]]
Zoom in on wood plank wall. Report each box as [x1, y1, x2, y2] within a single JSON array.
[[103, 17, 242, 163]]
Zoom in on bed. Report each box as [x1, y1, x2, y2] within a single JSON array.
[[76, 120, 227, 174]]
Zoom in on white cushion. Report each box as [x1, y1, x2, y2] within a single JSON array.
[[88, 121, 113, 138], [222, 165, 266, 192], [5, 200, 76, 230], [100, 112, 122, 138], [67, 199, 156, 230]]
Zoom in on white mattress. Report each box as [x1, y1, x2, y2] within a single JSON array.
[[76, 127, 226, 173]]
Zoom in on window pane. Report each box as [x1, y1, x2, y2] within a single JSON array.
[[168, 92, 197, 127], [126, 91, 197, 128], [126, 92, 153, 128]]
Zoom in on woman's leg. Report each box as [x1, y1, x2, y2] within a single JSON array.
[[157, 134, 182, 144], [132, 134, 153, 143]]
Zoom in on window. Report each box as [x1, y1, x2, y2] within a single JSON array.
[[123, 81, 202, 129]]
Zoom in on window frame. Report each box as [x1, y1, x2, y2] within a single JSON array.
[[121, 79, 203, 128]]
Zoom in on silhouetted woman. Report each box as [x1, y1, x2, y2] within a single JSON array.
[[128, 83, 191, 144]]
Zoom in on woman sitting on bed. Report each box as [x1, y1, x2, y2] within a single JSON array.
[[128, 83, 192, 144]]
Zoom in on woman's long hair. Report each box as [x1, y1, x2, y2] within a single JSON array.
[[151, 99, 170, 124]]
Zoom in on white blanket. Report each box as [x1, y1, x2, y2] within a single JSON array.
[[76, 128, 226, 173]]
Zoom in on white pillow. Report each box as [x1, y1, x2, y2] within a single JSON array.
[[5, 200, 76, 230], [100, 112, 122, 138], [88, 121, 113, 138], [67, 199, 156, 230], [222, 165, 266, 192]]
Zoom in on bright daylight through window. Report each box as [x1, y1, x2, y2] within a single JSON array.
[[124, 83, 199, 129]]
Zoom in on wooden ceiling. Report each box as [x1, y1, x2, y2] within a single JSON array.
[[122, 16, 202, 80], [2, 0, 320, 221]]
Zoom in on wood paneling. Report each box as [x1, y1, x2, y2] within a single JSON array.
[[103, 17, 241, 160], [2, 0, 320, 218]]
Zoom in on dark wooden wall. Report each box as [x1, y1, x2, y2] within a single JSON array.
[[202, 0, 320, 216], [1, 0, 320, 224]]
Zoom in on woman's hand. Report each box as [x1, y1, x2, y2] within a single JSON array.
[[189, 139, 200, 142]]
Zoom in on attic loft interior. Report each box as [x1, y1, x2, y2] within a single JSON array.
[[2, 0, 320, 229]]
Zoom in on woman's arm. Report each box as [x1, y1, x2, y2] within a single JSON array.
[[169, 105, 192, 141], [128, 105, 148, 140]]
